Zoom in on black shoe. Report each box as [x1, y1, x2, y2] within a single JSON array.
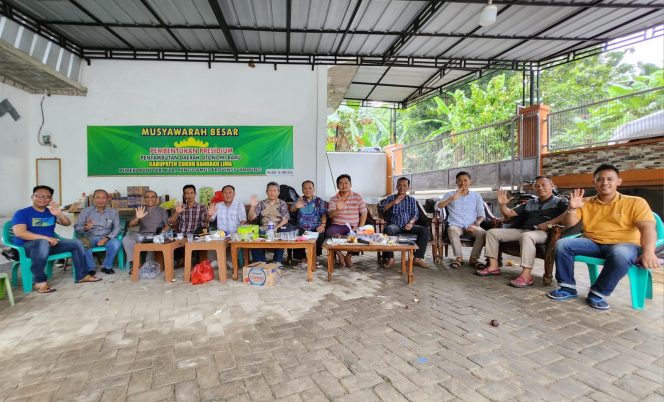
[[101, 268, 115, 274]]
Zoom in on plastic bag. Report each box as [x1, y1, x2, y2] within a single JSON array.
[[139, 260, 161, 279], [191, 260, 214, 285]]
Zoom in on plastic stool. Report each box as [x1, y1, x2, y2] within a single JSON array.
[[0, 273, 15, 306]]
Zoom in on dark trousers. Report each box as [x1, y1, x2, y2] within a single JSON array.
[[293, 229, 326, 259], [251, 223, 295, 263], [383, 224, 429, 259]]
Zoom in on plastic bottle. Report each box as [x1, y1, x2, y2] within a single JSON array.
[[267, 220, 275, 241]]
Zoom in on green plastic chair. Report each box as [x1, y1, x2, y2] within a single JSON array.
[[80, 233, 125, 271], [0, 272, 15, 306], [574, 212, 664, 310], [2, 221, 78, 293]]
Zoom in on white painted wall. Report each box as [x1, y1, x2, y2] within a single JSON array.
[[23, 60, 329, 205], [0, 82, 32, 216], [324, 152, 387, 202]]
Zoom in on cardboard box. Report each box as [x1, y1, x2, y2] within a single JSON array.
[[111, 199, 120, 208], [127, 186, 149, 196], [119, 197, 129, 208], [243, 262, 281, 288]]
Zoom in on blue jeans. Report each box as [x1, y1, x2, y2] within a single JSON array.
[[23, 239, 90, 283], [251, 224, 294, 263], [555, 237, 640, 297], [84, 236, 121, 269]]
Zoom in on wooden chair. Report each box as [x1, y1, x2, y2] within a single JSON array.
[[374, 201, 436, 264], [435, 202, 500, 265], [496, 219, 582, 286]]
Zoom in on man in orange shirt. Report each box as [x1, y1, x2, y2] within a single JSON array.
[[548, 164, 659, 310]]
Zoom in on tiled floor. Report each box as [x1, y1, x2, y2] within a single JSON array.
[[0, 248, 662, 401]]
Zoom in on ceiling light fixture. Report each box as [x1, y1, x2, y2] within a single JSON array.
[[478, 0, 497, 27]]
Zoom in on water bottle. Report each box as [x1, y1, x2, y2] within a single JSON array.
[[267, 220, 275, 241]]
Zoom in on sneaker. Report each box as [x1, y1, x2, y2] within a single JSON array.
[[509, 276, 534, 288], [586, 293, 610, 310], [547, 287, 578, 301]]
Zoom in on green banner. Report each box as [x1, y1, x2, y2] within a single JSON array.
[[87, 125, 293, 176]]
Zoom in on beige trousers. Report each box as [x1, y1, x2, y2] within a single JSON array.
[[447, 225, 486, 260], [484, 228, 548, 268]]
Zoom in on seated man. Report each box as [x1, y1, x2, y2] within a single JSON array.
[[12, 185, 100, 293], [208, 185, 247, 234], [248, 182, 294, 264], [122, 190, 170, 268], [74, 189, 122, 274], [436, 171, 486, 269], [169, 184, 209, 235], [290, 180, 327, 267], [378, 177, 429, 268], [208, 184, 247, 267], [548, 164, 658, 310], [478, 176, 568, 288]]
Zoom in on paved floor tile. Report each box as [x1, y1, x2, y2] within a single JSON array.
[[0, 249, 661, 401]]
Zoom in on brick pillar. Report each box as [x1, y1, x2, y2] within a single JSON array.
[[518, 104, 550, 174], [384, 144, 403, 196]]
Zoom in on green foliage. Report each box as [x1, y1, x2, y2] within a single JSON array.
[[548, 63, 663, 150], [326, 105, 391, 151], [327, 48, 662, 159]]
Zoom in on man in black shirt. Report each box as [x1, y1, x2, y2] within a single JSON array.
[[477, 176, 568, 287]]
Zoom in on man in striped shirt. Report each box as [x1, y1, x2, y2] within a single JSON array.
[[378, 177, 430, 268]]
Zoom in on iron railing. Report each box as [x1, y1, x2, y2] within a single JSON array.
[[399, 118, 518, 175], [547, 87, 664, 152]]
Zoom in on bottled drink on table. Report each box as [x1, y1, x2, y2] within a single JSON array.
[[267, 220, 275, 241]]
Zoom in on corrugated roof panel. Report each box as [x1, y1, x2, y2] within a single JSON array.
[[292, 0, 335, 30], [341, 34, 391, 56], [221, 0, 287, 28], [145, 0, 210, 25], [112, 27, 181, 49], [367, 85, 414, 102], [354, 0, 424, 32], [428, 69, 474, 89], [353, 66, 389, 83], [501, 40, 574, 61], [606, 12, 664, 38], [54, 26, 127, 48], [172, 29, 229, 51], [446, 38, 523, 60], [477, 6, 580, 38], [320, 0, 358, 30], [311, 33, 342, 54], [77, 0, 157, 24], [403, 37, 464, 59], [346, 83, 374, 99], [381, 67, 439, 87], [15, 0, 93, 22], [300, 32, 326, 54], [547, 8, 663, 38], [419, 2, 485, 35]]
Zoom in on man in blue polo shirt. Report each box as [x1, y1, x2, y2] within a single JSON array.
[[378, 177, 429, 268], [477, 176, 567, 288], [12, 186, 101, 293]]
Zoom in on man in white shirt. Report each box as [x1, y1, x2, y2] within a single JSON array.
[[208, 185, 247, 233]]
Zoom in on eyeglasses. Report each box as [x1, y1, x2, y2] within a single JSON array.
[[33, 194, 52, 200]]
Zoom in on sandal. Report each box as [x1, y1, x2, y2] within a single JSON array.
[[34, 284, 56, 293], [449, 260, 462, 269], [472, 261, 487, 270], [475, 267, 501, 276], [77, 275, 102, 283]]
